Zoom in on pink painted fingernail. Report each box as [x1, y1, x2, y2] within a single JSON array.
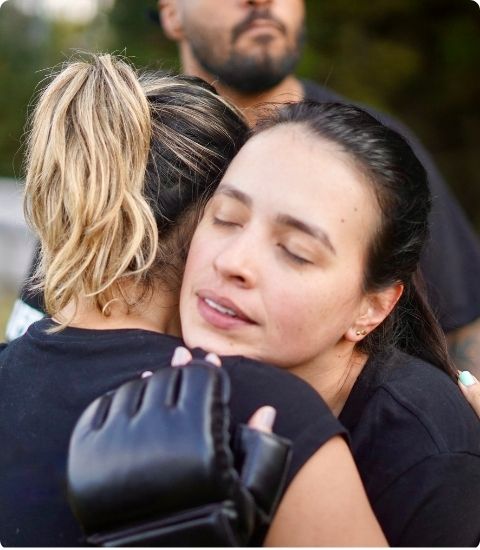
[[205, 352, 221, 367], [171, 346, 192, 367]]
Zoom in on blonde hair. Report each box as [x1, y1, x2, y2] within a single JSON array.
[[24, 54, 248, 327], [24, 54, 157, 322]]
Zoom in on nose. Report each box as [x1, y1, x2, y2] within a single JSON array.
[[245, 0, 272, 6], [213, 232, 258, 288]]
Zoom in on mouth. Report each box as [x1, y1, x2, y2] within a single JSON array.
[[233, 16, 285, 42], [196, 291, 256, 330], [242, 19, 282, 36]]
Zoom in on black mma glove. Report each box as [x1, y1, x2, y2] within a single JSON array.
[[67, 361, 291, 547]]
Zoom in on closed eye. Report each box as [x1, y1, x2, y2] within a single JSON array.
[[213, 216, 241, 228], [278, 244, 312, 265]]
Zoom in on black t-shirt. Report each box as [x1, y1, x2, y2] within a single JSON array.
[[303, 80, 480, 333], [339, 347, 480, 546], [0, 319, 345, 547]]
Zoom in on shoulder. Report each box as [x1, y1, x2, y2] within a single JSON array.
[[221, 355, 346, 484], [0, 321, 181, 404], [365, 352, 480, 545], [346, 349, 480, 494], [364, 350, 479, 451]]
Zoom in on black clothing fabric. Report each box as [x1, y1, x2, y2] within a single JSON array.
[[0, 319, 344, 547], [339, 348, 480, 547], [303, 80, 480, 333]]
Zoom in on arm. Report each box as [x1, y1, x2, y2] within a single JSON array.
[[265, 435, 387, 547]]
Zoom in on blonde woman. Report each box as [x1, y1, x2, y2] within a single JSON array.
[[0, 55, 386, 547]]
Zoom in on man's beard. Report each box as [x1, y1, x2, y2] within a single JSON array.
[[188, 16, 305, 94]]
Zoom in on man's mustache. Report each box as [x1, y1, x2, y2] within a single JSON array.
[[232, 9, 287, 43]]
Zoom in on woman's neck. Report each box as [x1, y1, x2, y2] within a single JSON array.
[[287, 345, 368, 417], [56, 281, 181, 336]]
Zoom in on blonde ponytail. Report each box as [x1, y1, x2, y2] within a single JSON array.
[[24, 54, 158, 322]]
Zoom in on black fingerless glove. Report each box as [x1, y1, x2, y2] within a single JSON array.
[[67, 361, 291, 546]]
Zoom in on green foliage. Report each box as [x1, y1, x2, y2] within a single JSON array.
[[0, 0, 479, 228]]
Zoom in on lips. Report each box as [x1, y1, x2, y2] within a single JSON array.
[[233, 15, 285, 42], [197, 290, 256, 329], [242, 19, 282, 36]]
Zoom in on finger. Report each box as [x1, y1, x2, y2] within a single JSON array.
[[458, 371, 480, 417], [458, 370, 478, 387], [204, 352, 222, 367], [141, 368, 181, 410], [247, 406, 277, 433], [73, 393, 112, 437], [171, 346, 193, 367], [108, 378, 145, 420], [177, 363, 230, 409]]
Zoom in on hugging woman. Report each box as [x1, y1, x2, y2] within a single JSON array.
[[0, 55, 384, 547], [179, 101, 480, 545]]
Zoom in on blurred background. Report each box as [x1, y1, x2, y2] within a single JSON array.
[[1, 0, 479, 336]]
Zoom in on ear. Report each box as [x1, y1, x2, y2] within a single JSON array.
[[158, 0, 184, 41], [345, 283, 404, 343]]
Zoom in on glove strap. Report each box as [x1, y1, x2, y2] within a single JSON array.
[[235, 425, 292, 521], [87, 501, 246, 547]]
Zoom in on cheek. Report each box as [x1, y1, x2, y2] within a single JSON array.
[[265, 284, 321, 342], [265, 275, 362, 348], [181, 231, 211, 301]]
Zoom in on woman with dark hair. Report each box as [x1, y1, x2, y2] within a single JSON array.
[[179, 102, 480, 546], [0, 56, 386, 547]]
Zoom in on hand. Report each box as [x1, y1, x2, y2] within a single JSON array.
[[67, 354, 291, 547], [171, 346, 277, 433]]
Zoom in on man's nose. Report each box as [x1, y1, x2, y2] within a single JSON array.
[[213, 234, 258, 288], [245, 0, 273, 7]]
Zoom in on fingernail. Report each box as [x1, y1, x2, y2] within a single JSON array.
[[141, 370, 153, 379], [205, 352, 221, 367], [258, 406, 276, 431], [171, 346, 191, 367], [458, 370, 477, 387]]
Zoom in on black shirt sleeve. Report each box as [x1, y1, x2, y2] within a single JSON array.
[[221, 355, 347, 485]]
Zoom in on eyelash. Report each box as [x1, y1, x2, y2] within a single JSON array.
[[212, 216, 240, 228], [278, 244, 312, 265], [213, 217, 312, 265]]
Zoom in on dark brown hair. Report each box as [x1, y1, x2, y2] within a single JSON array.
[[254, 101, 454, 377]]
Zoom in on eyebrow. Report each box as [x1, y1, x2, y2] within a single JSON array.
[[216, 184, 252, 207], [276, 214, 337, 256], [217, 184, 336, 255]]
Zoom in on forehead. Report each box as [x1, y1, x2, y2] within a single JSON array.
[[220, 124, 380, 248], [226, 125, 371, 207]]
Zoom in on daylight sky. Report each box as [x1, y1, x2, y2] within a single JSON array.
[[6, 0, 113, 23]]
